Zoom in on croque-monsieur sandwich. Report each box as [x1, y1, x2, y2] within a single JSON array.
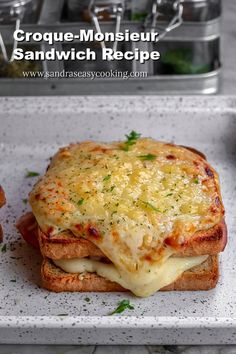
[[17, 133, 227, 297]]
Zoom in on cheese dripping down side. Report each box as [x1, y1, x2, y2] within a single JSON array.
[[54, 255, 208, 297]]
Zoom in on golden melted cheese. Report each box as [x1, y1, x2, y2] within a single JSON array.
[[54, 255, 208, 296], [29, 138, 224, 297]]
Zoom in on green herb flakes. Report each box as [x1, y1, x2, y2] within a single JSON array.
[[166, 193, 173, 197], [141, 201, 161, 212], [84, 297, 90, 303], [110, 300, 134, 315], [1, 244, 7, 253], [25, 171, 40, 178], [193, 178, 199, 184], [139, 154, 156, 161], [78, 198, 84, 206], [103, 175, 111, 182]]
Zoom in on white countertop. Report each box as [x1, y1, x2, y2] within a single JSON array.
[[0, 345, 236, 353]]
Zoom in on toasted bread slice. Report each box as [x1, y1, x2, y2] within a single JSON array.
[[38, 220, 227, 260], [16, 212, 227, 259], [41, 255, 219, 293]]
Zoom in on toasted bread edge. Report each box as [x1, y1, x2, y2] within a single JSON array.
[[41, 255, 219, 293]]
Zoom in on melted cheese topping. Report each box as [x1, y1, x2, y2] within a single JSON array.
[[30, 138, 224, 297], [54, 255, 208, 297]]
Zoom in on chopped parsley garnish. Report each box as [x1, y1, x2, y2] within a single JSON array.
[[139, 154, 156, 161], [84, 297, 90, 303], [123, 131, 141, 151], [109, 185, 115, 192], [110, 300, 134, 315], [141, 201, 161, 212], [25, 171, 40, 178], [166, 193, 173, 197], [78, 198, 84, 206], [1, 244, 7, 253], [103, 175, 111, 182], [22, 198, 28, 204], [193, 178, 199, 184]]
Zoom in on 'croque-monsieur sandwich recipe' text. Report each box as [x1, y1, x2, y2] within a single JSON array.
[[19, 133, 227, 297]]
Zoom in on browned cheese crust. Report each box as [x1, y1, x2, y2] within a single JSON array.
[[41, 256, 219, 293]]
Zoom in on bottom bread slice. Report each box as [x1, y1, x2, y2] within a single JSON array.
[[41, 256, 219, 293]]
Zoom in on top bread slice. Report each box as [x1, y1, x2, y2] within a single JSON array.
[[38, 217, 227, 260], [16, 212, 227, 260]]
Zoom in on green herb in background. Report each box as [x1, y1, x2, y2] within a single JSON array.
[[84, 297, 90, 303], [110, 300, 134, 315], [0, 54, 40, 78], [131, 12, 148, 22], [123, 131, 141, 151], [139, 154, 156, 161], [22, 198, 28, 204], [161, 49, 211, 75], [25, 171, 40, 178], [193, 178, 199, 184]]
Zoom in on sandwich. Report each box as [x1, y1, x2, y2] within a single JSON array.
[[17, 134, 227, 297], [0, 185, 6, 242]]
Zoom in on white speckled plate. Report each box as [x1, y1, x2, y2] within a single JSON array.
[[0, 96, 236, 345]]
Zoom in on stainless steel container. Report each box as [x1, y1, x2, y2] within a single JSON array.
[[0, 0, 222, 95], [0, 0, 39, 23], [180, 0, 221, 21], [67, 0, 129, 21]]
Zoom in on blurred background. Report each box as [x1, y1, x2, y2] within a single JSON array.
[[0, 0, 235, 95]]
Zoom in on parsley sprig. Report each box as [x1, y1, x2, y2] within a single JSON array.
[[139, 154, 156, 161], [110, 300, 134, 315], [123, 131, 141, 151]]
